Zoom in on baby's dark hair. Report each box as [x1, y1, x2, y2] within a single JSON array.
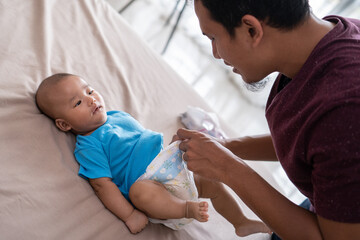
[[35, 73, 77, 119], [196, 0, 311, 37]]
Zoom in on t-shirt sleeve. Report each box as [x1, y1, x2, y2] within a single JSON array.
[[74, 140, 112, 180], [308, 103, 360, 222]]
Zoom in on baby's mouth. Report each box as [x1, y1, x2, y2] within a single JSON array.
[[93, 105, 102, 114]]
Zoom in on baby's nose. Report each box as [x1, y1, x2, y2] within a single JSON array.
[[87, 96, 96, 105]]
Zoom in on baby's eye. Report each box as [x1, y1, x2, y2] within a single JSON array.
[[89, 90, 94, 95], [74, 100, 82, 107]]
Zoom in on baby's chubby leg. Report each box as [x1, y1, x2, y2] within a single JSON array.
[[129, 180, 209, 222]]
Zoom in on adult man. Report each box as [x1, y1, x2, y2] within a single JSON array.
[[178, 0, 360, 239]]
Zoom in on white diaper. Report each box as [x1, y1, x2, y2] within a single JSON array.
[[136, 140, 198, 230]]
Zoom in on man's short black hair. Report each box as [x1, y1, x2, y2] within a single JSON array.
[[198, 0, 311, 36]]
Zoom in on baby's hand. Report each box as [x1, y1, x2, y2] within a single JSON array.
[[125, 209, 149, 234]]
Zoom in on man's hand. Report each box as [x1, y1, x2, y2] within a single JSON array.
[[125, 209, 149, 234], [177, 128, 238, 182], [169, 134, 180, 144]]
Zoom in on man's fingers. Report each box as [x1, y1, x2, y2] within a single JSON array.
[[181, 146, 200, 162], [169, 134, 180, 144], [178, 138, 189, 152], [182, 152, 187, 161], [176, 128, 197, 139]]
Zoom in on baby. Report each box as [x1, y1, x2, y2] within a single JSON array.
[[35, 73, 270, 235]]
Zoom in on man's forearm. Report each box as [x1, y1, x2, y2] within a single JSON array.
[[224, 134, 278, 161]]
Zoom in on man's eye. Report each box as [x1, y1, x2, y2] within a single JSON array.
[[89, 90, 94, 95], [75, 100, 82, 107]]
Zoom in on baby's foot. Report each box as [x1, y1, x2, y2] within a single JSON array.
[[235, 219, 271, 237], [185, 201, 209, 222]]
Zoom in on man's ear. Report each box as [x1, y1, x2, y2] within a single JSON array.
[[55, 119, 72, 132], [241, 15, 264, 47]]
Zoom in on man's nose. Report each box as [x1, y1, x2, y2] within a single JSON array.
[[212, 41, 221, 59]]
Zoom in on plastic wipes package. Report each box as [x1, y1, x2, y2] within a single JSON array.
[[180, 106, 227, 139]]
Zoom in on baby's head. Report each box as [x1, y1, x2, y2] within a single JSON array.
[[35, 73, 107, 135]]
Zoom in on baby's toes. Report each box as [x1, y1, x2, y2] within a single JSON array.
[[199, 201, 208, 210]]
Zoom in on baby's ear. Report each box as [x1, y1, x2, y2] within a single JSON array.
[[55, 119, 72, 132]]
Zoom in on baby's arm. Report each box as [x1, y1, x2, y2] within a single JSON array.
[[89, 177, 148, 234]]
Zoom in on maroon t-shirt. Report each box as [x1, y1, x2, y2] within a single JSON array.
[[266, 15, 360, 223]]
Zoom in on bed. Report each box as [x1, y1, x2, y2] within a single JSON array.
[[0, 0, 272, 239]]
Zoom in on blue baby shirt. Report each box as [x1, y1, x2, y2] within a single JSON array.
[[74, 111, 163, 201]]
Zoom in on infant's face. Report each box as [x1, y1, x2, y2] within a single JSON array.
[[51, 75, 107, 135]]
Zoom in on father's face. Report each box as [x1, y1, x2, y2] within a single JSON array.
[[194, 0, 270, 85]]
